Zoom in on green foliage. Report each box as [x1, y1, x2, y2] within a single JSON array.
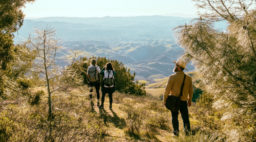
[[0, 0, 34, 33], [0, 116, 16, 142], [0, 32, 14, 70], [29, 90, 44, 106], [0, 0, 35, 97], [192, 86, 203, 102], [65, 57, 146, 96], [124, 80, 146, 96], [17, 78, 32, 90], [0, 44, 36, 98]]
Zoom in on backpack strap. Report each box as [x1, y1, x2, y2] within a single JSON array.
[[106, 70, 113, 78], [95, 66, 98, 81], [178, 74, 186, 98]]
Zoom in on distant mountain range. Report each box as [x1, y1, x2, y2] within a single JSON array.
[[15, 16, 225, 81], [58, 40, 192, 81], [16, 16, 191, 42]]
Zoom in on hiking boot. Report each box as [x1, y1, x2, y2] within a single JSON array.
[[185, 130, 191, 136]]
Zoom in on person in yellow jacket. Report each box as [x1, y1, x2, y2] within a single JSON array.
[[164, 58, 193, 136]]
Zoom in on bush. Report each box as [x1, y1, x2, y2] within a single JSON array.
[[17, 78, 31, 90], [16, 78, 33, 97], [125, 81, 146, 96], [0, 116, 15, 142], [65, 57, 146, 96], [29, 90, 44, 105]]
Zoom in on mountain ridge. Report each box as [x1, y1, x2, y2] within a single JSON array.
[[16, 16, 197, 81]]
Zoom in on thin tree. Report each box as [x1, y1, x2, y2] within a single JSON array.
[[29, 29, 60, 120]]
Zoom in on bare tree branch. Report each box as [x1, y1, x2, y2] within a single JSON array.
[[220, 0, 237, 20], [238, 0, 249, 15], [207, 0, 229, 20]]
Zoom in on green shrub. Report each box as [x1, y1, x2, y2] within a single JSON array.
[[29, 90, 44, 105], [0, 116, 16, 142], [17, 78, 32, 90], [65, 57, 146, 96], [125, 81, 146, 96], [0, 77, 4, 97]]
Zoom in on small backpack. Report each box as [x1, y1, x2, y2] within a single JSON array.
[[103, 70, 115, 88], [88, 66, 99, 82]]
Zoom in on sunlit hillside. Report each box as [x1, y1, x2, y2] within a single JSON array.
[[0, 85, 208, 142], [1, 0, 255, 142]]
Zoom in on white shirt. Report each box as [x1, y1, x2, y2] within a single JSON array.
[[87, 65, 101, 74]]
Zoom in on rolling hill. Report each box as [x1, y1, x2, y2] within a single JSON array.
[[15, 16, 196, 81]]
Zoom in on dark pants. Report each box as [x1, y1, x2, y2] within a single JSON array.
[[88, 82, 100, 100], [101, 87, 114, 107], [171, 101, 191, 136]]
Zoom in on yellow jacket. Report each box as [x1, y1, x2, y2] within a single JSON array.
[[164, 72, 193, 102]]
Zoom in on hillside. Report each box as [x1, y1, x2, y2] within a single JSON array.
[[57, 40, 194, 81], [14, 16, 195, 81], [0, 85, 204, 142]]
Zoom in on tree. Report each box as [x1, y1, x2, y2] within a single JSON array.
[[0, 0, 34, 96], [0, 0, 34, 70], [29, 29, 61, 120], [177, 0, 256, 141]]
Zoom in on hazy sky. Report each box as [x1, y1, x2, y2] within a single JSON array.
[[23, 0, 198, 18]]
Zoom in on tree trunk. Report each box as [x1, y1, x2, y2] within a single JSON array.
[[43, 30, 53, 120]]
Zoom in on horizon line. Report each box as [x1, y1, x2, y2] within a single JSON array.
[[25, 15, 197, 20]]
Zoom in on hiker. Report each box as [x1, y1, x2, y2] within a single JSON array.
[[164, 58, 193, 136], [87, 59, 101, 106], [100, 62, 116, 109]]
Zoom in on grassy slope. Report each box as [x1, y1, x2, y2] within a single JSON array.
[[0, 82, 203, 142], [60, 86, 200, 142], [145, 77, 168, 98]]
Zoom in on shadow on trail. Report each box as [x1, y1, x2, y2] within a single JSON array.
[[99, 108, 126, 129]]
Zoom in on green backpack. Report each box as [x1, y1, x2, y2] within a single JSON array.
[[103, 70, 115, 88]]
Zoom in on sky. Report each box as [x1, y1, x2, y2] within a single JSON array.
[[23, 0, 198, 18]]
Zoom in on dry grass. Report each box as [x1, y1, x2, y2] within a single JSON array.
[[145, 77, 166, 99], [0, 85, 216, 142], [146, 88, 165, 98]]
